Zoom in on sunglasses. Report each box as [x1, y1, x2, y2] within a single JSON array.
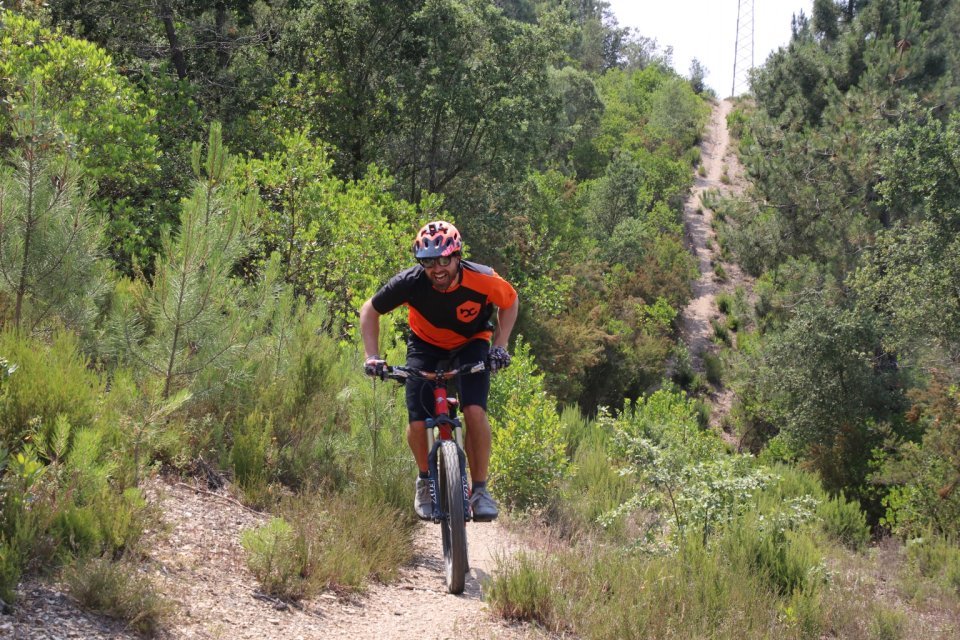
[[418, 254, 457, 269]]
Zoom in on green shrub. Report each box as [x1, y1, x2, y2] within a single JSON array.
[[713, 262, 728, 282], [670, 344, 695, 388], [766, 464, 825, 501], [818, 493, 869, 551], [554, 438, 634, 539], [783, 587, 826, 639], [704, 353, 723, 387], [905, 536, 960, 587], [319, 492, 415, 586], [230, 410, 275, 506], [105, 487, 150, 550], [64, 557, 170, 636], [0, 447, 49, 602], [490, 340, 568, 510], [241, 517, 305, 598], [559, 404, 595, 458], [869, 607, 907, 640], [716, 293, 733, 315], [0, 331, 103, 453], [726, 106, 749, 140], [722, 508, 824, 596], [486, 551, 555, 624], [52, 506, 104, 558], [242, 491, 417, 599], [712, 318, 731, 345], [524, 540, 791, 640], [689, 372, 710, 394], [757, 436, 799, 466], [0, 536, 24, 604]]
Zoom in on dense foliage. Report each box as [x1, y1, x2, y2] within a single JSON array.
[[0, 0, 708, 619], [3, 0, 956, 634], [716, 0, 960, 536]]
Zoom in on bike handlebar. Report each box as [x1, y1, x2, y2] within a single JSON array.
[[381, 361, 487, 383]]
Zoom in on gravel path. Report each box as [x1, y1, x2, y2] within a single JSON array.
[[6, 478, 547, 640]]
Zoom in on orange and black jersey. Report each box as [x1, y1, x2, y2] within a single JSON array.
[[371, 260, 518, 351]]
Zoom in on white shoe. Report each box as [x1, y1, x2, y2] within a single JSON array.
[[415, 477, 433, 520]]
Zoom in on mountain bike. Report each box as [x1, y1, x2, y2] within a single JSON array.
[[382, 360, 487, 595]]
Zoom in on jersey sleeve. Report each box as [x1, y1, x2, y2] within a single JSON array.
[[459, 260, 518, 309], [487, 271, 517, 308], [371, 267, 420, 314]]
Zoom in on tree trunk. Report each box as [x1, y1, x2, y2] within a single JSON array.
[[215, 2, 231, 71], [13, 144, 36, 331], [158, 2, 188, 80]]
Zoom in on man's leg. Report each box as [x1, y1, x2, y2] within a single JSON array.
[[407, 419, 433, 520], [461, 405, 491, 482], [462, 404, 498, 520], [407, 419, 429, 472]]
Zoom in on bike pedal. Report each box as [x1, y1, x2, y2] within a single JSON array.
[[471, 514, 497, 523]]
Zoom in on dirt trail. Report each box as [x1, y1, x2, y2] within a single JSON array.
[[8, 479, 543, 640], [679, 98, 752, 429]]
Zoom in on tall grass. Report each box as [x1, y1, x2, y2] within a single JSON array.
[[487, 538, 817, 640], [64, 557, 170, 636], [241, 487, 417, 598]]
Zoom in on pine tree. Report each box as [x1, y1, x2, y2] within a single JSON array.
[[0, 86, 106, 335], [113, 123, 255, 398]]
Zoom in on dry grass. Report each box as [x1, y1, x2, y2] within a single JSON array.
[[819, 539, 960, 640]]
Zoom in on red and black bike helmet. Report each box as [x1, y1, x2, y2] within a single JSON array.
[[413, 220, 463, 258]]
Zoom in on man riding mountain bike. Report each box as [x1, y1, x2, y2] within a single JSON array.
[[359, 221, 519, 521]]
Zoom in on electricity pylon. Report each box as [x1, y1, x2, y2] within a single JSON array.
[[731, 0, 755, 97]]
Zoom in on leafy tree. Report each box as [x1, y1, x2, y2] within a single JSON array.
[[688, 57, 708, 95], [544, 66, 605, 178], [812, 0, 843, 42], [261, 0, 421, 180], [261, 0, 565, 205], [0, 88, 106, 335], [560, 0, 632, 73], [738, 298, 905, 496], [0, 11, 164, 272], [645, 77, 709, 155], [877, 379, 960, 538], [236, 129, 424, 325], [384, 0, 564, 203], [45, 0, 276, 114]]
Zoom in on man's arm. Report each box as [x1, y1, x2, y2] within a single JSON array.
[[492, 297, 519, 349], [359, 298, 382, 357]]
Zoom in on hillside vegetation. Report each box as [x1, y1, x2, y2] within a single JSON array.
[[1, 1, 958, 638]]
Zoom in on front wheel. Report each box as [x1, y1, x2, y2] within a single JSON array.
[[438, 439, 468, 594]]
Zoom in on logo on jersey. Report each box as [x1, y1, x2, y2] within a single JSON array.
[[456, 300, 481, 322]]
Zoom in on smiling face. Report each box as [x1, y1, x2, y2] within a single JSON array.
[[420, 254, 460, 291]]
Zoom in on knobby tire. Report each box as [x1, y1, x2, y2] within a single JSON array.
[[439, 439, 467, 594]]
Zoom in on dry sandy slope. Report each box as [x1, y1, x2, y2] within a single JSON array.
[[678, 98, 753, 431]]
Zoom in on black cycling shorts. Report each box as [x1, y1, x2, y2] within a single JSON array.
[[405, 335, 490, 423]]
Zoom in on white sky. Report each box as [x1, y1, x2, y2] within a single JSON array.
[[605, 0, 813, 96]]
